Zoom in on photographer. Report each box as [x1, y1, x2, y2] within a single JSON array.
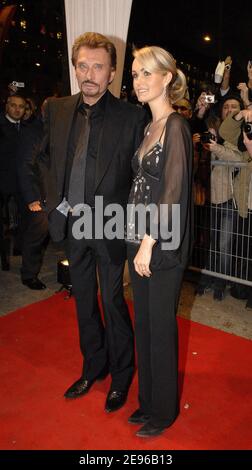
[[208, 115, 242, 299], [192, 89, 216, 286], [191, 87, 218, 162], [220, 108, 252, 217], [219, 57, 232, 97], [219, 109, 252, 305], [191, 88, 215, 134], [195, 95, 243, 300], [192, 89, 216, 198]]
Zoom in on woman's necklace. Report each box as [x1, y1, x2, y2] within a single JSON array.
[[146, 113, 170, 136]]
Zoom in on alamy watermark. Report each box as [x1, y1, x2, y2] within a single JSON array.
[[66, 196, 180, 250]]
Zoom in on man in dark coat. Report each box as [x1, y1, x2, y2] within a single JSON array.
[[0, 95, 26, 270], [17, 117, 49, 290], [35, 32, 147, 412]]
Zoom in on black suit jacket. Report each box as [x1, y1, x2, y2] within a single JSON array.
[[39, 91, 147, 261], [17, 119, 44, 205], [0, 113, 22, 195]]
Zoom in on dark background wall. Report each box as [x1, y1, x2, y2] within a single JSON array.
[[0, 0, 251, 107], [124, 0, 252, 102], [0, 0, 69, 108]]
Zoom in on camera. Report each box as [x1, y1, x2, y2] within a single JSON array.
[[200, 131, 216, 144], [11, 81, 25, 88], [205, 94, 215, 104], [243, 122, 252, 140]]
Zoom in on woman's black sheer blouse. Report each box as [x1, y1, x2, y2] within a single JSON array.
[[127, 112, 193, 270]]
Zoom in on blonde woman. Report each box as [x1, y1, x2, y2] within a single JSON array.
[[126, 46, 193, 437]]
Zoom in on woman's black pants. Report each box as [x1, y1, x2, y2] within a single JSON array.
[[128, 245, 184, 427]]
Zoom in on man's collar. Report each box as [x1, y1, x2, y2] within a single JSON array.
[[77, 90, 108, 115], [5, 114, 20, 124]]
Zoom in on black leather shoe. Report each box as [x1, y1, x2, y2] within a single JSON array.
[[136, 422, 167, 438], [22, 278, 46, 290], [128, 409, 150, 424], [105, 390, 128, 412], [64, 370, 109, 399], [64, 377, 95, 399]]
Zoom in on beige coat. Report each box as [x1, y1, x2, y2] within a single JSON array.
[[219, 114, 252, 218], [210, 140, 242, 205]]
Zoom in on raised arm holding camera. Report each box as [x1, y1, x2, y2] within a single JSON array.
[[247, 60, 252, 97], [237, 82, 251, 108], [237, 61, 252, 109], [219, 56, 232, 97], [194, 90, 214, 119]]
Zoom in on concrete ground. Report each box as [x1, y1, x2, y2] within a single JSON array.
[[1, 242, 252, 340]]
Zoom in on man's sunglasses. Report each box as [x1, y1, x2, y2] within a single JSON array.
[[173, 105, 190, 111]]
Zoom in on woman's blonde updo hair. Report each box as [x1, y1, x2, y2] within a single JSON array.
[[133, 46, 187, 104]]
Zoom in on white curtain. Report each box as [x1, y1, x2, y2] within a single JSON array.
[[64, 0, 133, 97]]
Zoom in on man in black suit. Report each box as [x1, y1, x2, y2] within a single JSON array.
[[17, 118, 49, 290], [0, 95, 26, 270], [37, 32, 147, 412]]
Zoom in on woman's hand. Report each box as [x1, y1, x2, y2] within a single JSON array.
[[133, 235, 156, 277]]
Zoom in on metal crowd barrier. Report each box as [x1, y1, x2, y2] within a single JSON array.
[[190, 160, 252, 286]]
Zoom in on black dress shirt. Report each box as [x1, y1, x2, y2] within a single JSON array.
[[64, 91, 107, 206]]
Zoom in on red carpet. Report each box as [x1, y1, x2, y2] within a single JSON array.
[[0, 292, 251, 450]]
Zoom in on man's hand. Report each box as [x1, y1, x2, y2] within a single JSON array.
[[28, 201, 42, 212], [234, 109, 252, 122]]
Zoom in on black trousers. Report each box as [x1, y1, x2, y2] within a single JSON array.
[[0, 194, 10, 267], [67, 216, 135, 391], [0, 193, 20, 267], [20, 206, 49, 280], [128, 245, 184, 427]]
